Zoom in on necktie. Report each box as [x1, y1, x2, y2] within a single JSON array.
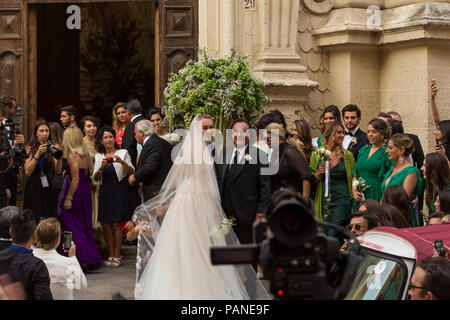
[[233, 150, 239, 164], [345, 131, 353, 137]]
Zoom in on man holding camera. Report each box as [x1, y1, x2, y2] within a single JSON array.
[[0, 96, 24, 207]]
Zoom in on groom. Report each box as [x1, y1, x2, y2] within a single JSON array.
[[215, 119, 271, 245]]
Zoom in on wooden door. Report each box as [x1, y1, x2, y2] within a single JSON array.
[[157, 0, 198, 107], [0, 1, 25, 129]]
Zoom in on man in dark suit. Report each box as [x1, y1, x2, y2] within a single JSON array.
[[215, 119, 271, 245], [122, 99, 145, 168], [342, 104, 369, 161], [0, 209, 52, 300], [128, 120, 173, 202], [0, 206, 19, 251]]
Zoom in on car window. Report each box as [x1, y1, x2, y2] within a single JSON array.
[[345, 253, 406, 300]]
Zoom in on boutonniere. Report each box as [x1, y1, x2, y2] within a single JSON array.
[[244, 154, 252, 163], [349, 136, 358, 148]]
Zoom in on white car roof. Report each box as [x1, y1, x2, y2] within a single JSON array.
[[357, 229, 417, 260]]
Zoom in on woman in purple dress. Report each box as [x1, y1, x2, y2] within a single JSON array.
[[60, 127, 104, 271]]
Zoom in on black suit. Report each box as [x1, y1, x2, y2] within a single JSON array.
[[134, 135, 173, 202], [122, 114, 144, 168], [215, 144, 271, 244], [347, 128, 369, 162]]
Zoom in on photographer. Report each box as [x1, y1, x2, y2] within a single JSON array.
[[23, 120, 62, 222], [0, 96, 25, 206]]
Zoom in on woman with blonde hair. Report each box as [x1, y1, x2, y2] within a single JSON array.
[[59, 127, 103, 271], [309, 122, 355, 238], [266, 123, 312, 199], [112, 102, 130, 148]]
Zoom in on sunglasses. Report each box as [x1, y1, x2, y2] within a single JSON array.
[[346, 223, 365, 231]]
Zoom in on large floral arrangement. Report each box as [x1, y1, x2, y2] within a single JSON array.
[[162, 51, 268, 132]]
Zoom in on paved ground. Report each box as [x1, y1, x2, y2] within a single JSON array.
[[72, 244, 272, 300], [73, 245, 137, 300]]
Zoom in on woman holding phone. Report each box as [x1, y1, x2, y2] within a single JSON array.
[[93, 127, 134, 268]]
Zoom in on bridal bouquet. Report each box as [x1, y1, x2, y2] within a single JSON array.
[[163, 132, 181, 145], [317, 148, 332, 204], [352, 177, 371, 200], [210, 217, 236, 239]]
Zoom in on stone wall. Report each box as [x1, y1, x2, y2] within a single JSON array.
[[198, 0, 450, 151]]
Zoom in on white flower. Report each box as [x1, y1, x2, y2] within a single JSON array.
[[349, 137, 358, 147], [317, 148, 331, 163], [210, 217, 236, 239], [244, 154, 252, 163], [354, 177, 371, 193]]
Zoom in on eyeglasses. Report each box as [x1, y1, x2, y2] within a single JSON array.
[[346, 223, 365, 231], [408, 284, 429, 292]]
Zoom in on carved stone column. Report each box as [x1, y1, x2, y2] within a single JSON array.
[[254, 0, 315, 87], [253, 0, 318, 120]]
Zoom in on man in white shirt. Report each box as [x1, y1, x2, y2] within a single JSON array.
[[341, 104, 369, 161]]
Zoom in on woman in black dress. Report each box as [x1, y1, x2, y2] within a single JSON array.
[[23, 120, 63, 222], [93, 127, 134, 267], [266, 122, 313, 200]]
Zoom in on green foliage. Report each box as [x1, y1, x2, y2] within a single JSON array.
[[163, 50, 268, 131], [81, 14, 154, 107]]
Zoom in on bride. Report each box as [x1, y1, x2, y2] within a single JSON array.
[[132, 115, 270, 300]]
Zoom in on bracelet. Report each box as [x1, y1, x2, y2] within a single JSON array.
[[66, 196, 73, 201]]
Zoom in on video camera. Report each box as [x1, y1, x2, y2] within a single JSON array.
[[0, 121, 28, 167], [210, 188, 362, 300]]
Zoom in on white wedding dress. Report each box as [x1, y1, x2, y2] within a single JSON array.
[[133, 116, 270, 300]]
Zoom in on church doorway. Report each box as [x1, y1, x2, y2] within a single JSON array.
[[33, 2, 156, 126]]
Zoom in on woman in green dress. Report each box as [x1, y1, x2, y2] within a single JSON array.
[[381, 133, 423, 226], [420, 152, 449, 214], [310, 122, 355, 239], [352, 118, 392, 211]]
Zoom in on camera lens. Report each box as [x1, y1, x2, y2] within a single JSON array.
[[268, 199, 317, 247], [280, 211, 302, 235]]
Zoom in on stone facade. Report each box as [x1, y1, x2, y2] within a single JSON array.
[[199, 0, 450, 153]]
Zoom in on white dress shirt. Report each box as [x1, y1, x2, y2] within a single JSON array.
[[33, 248, 87, 300], [230, 145, 247, 166], [343, 126, 359, 150]]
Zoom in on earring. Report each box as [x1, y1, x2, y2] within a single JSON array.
[[399, 157, 404, 165]]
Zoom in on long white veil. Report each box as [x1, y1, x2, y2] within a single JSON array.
[[132, 115, 271, 300]]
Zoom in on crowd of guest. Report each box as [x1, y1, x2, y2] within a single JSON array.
[[0, 78, 450, 300]]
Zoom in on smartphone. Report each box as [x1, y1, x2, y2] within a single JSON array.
[[435, 240, 445, 257], [436, 138, 441, 148], [63, 231, 72, 250]]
